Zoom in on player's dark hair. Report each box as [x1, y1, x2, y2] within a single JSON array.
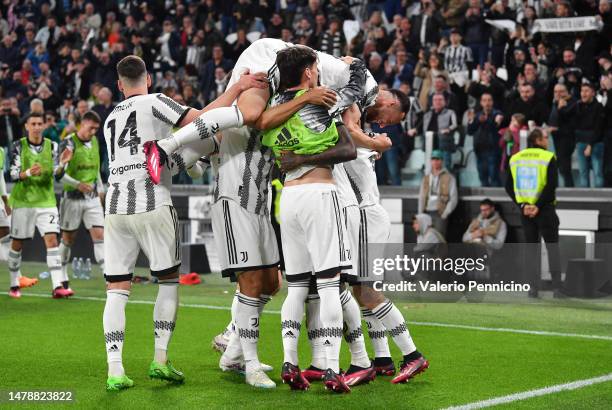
[[388, 88, 410, 114], [116, 55, 146, 82], [480, 198, 495, 208], [276, 46, 318, 91], [82, 110, 101, 124], [26, 112, 44, 122]]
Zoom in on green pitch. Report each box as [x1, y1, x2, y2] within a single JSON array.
[[1, 263, 612, 409]]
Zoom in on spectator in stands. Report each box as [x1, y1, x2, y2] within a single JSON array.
[[387, 49, 414, 89], [418, 150, 458, 237], [462, 198, 507, 253], [548, 83, 577, 187], [42, 111, 63, 143], [426, 75, 460, 115], [462, 0, 489, 67], [552, 48, 584, 99], [367, 52, 387, 84], [199, 44, 234, 104], [573, 83, 605, 188], [601, 73, 612, 187], [0, 98, 20, 150], [443, 28, 472, 117], [498, 113, 527, 185], [412, 213, 446, 257], [423, 93, 458, 171], [504, 83, 549, 127], [415, 51, 449, 113], [410, 1, 442, 50], [0, 34, 20, 70], [468, 93, 504, 187], [318, 15, 345, 58], [484, 0, 514, 67], [467, 64, 505, 110]]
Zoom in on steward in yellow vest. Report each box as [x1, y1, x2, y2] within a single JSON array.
[[505, 128, 561, 298]]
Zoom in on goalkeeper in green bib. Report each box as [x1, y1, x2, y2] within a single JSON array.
[[57, 111, 105, 289], [8, 112, 72, 298], [262, 46, 360, 393]]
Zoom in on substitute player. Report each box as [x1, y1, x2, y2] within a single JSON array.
[[263, 46, 358, 394], [102, 55, 266, 391], [8, 112, 71, 299], [58, 111, 105, 289]]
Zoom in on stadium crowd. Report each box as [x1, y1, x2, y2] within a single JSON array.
[[0, 0, 610, 187]]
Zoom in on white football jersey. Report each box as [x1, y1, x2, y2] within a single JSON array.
[[344, 147, 380, 208], [104, 93, 189, 215]]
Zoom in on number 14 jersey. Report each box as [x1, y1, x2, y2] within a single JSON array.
[[103, 93, 190, 215]]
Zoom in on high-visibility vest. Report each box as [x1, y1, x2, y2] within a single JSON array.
[[509, 148, 555, 205], [271, 178, 283, 224]]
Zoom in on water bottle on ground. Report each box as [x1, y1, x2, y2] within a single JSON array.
[[72, 257, 82, 279], [83, 258, 92, 280], [39, 271, 49, 279]]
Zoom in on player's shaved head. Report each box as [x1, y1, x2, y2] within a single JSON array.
[[117, 55, 147, 87]]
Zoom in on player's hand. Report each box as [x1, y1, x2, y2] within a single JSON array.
[[278, 150, 302, 173], [30, 163, 42, 176], [372, 133, 392, 153], [77, 182, 94, 193], [304, 86, 337, 109], [340, 56, 356, 65], [60, 148, 73, 165], [237, 70, 268, 92]]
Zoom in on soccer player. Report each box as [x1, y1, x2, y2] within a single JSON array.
[[262, 46, 357, 394], [8, 112, 71, 299], [0, 146, 12, 261], [102, 55, 266, 391], [57, 111, 105, 291]]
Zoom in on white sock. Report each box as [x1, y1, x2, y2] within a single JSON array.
[[158, 107, 242, 154], [235, 292, 262, 373], [0, 234, 11, 261], [316, 277, 343, 373], [361, 308, 391, 358], [281, 282, 309, 365], [372, 300, 417, 356], [222, 320, 233, 337], [221, 293, 242, 361], [8, 249, 21, 288], [104, 289, 130, 377], [59, 240, 71, 282], [93, 240, 104, 272], [47, 247, 62, 289], [153, 278, 179, 365], [306, 293, 326, 370], [340, 289, 370, 368]]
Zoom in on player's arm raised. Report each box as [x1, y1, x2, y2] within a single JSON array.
[[342, 103, 392, 153], [254, 86, 337, 131], [278, 123, 357, 173], [176, 71, 269, 128]]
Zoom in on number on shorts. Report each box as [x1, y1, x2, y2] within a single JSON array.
[[49, 214, 55, 224]]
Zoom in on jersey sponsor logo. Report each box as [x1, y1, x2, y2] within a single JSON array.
[[110, 161, 147, 175]]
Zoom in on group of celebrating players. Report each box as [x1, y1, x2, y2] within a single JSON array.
[[5, 38, 428, 394]]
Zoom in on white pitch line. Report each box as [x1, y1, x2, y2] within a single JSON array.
[[443, 373, 612, 410], [12, 293, 612, 342]]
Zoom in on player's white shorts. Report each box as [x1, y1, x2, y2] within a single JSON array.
[[341, 204, 360, 284], [0, 205, 10, 228], [211, 198, 280, 281], [280, 183, 351, 283], [104, 205, 181, 281], [10, 207, 59, 239], [59, 197, 105, 231], [357, 204, 391, 282]]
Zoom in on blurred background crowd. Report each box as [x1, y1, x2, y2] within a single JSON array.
[[0, 0, 610, 187]]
